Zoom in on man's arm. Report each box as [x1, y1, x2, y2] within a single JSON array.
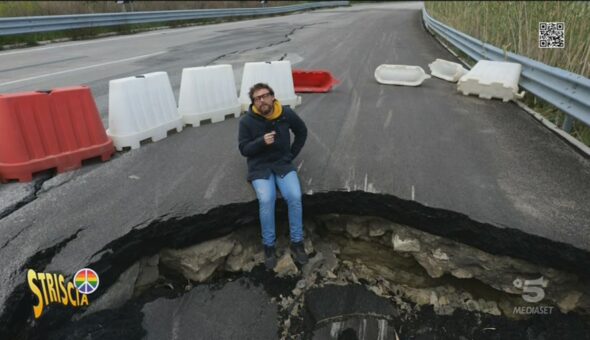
[[238, 120, 266, 157], [288, 109, 307, 158]]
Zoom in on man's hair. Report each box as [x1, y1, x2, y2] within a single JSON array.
[[249, 83, 275, 103]]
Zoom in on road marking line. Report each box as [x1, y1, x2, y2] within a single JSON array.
[[297, 160, 304, 172], [0, 51, 166, 87], [0, 36, 145, 57], [411, 185, 415, 200]]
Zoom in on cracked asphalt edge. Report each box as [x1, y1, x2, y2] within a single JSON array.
[[0, 173, 52, 221], [206, 23, 320, 66], [0, 149, 124, 220]]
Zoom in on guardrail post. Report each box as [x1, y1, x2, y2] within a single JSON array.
[[562, 115, 574, 133]]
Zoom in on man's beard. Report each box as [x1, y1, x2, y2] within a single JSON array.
[[259, 103, 272, 115]]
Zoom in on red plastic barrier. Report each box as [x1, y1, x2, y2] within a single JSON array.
[[0, 86, 114, 183], [292, 69, 340, 93]]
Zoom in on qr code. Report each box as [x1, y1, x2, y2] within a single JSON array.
[[539, 22, 565, 48]]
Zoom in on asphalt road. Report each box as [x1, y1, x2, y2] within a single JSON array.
[[1, 1, 589, 324]]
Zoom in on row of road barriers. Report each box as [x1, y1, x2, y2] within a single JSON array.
[[108, 60, 300, 151], [0, 60, 300, 181]]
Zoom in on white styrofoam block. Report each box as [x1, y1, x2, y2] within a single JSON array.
[[178, 65, 241, 127], [107, 71, 183, 150], [428, 58, 468, 82], [239, 60, 301, 112], [457, 60, 525, 102], [374, 64, 431, 86]]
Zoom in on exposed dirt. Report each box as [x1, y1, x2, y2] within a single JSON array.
[[4, 193, 590, 339]]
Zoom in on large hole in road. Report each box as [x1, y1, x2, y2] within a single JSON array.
[[4, 192, 590, 339]]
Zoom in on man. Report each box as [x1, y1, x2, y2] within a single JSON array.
[[238, 83, 308, 270]]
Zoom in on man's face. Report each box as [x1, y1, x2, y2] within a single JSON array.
[[252, 88, 274, 115]]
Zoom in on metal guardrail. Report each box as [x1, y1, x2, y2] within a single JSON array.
[[0, 2, 348, 36], [422, 7, 590, 132]]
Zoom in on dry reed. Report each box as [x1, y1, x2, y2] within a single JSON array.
[[425, 1, 590, 145]]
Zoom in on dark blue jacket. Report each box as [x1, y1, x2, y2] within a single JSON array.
[[238, 104, 307, 181]]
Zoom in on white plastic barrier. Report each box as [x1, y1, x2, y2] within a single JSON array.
[[457, 60, 525, 102], [178, 64, 241, 127], [374, 64, 431, 86], [107, 71, 183, 150], [428, 58, 468, 82], [239, 60, 301, 112]]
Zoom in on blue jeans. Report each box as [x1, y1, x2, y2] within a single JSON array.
[[251, 171, 303, 247]]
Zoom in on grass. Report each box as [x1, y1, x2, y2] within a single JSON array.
[[425, 1, 590, 147]]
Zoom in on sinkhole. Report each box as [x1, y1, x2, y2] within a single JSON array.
[[2, 192, 590, 339]]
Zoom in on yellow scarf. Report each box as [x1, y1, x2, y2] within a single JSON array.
[[253, 100, 283, 120]]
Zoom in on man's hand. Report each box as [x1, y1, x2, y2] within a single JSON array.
[[263, 131, 276, 145]]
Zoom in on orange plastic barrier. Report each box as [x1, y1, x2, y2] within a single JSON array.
[[292, 69, 340, 93], [0, 86, 114, 183]]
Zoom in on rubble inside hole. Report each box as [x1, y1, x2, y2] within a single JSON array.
[[75, 214, 590, 339]]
